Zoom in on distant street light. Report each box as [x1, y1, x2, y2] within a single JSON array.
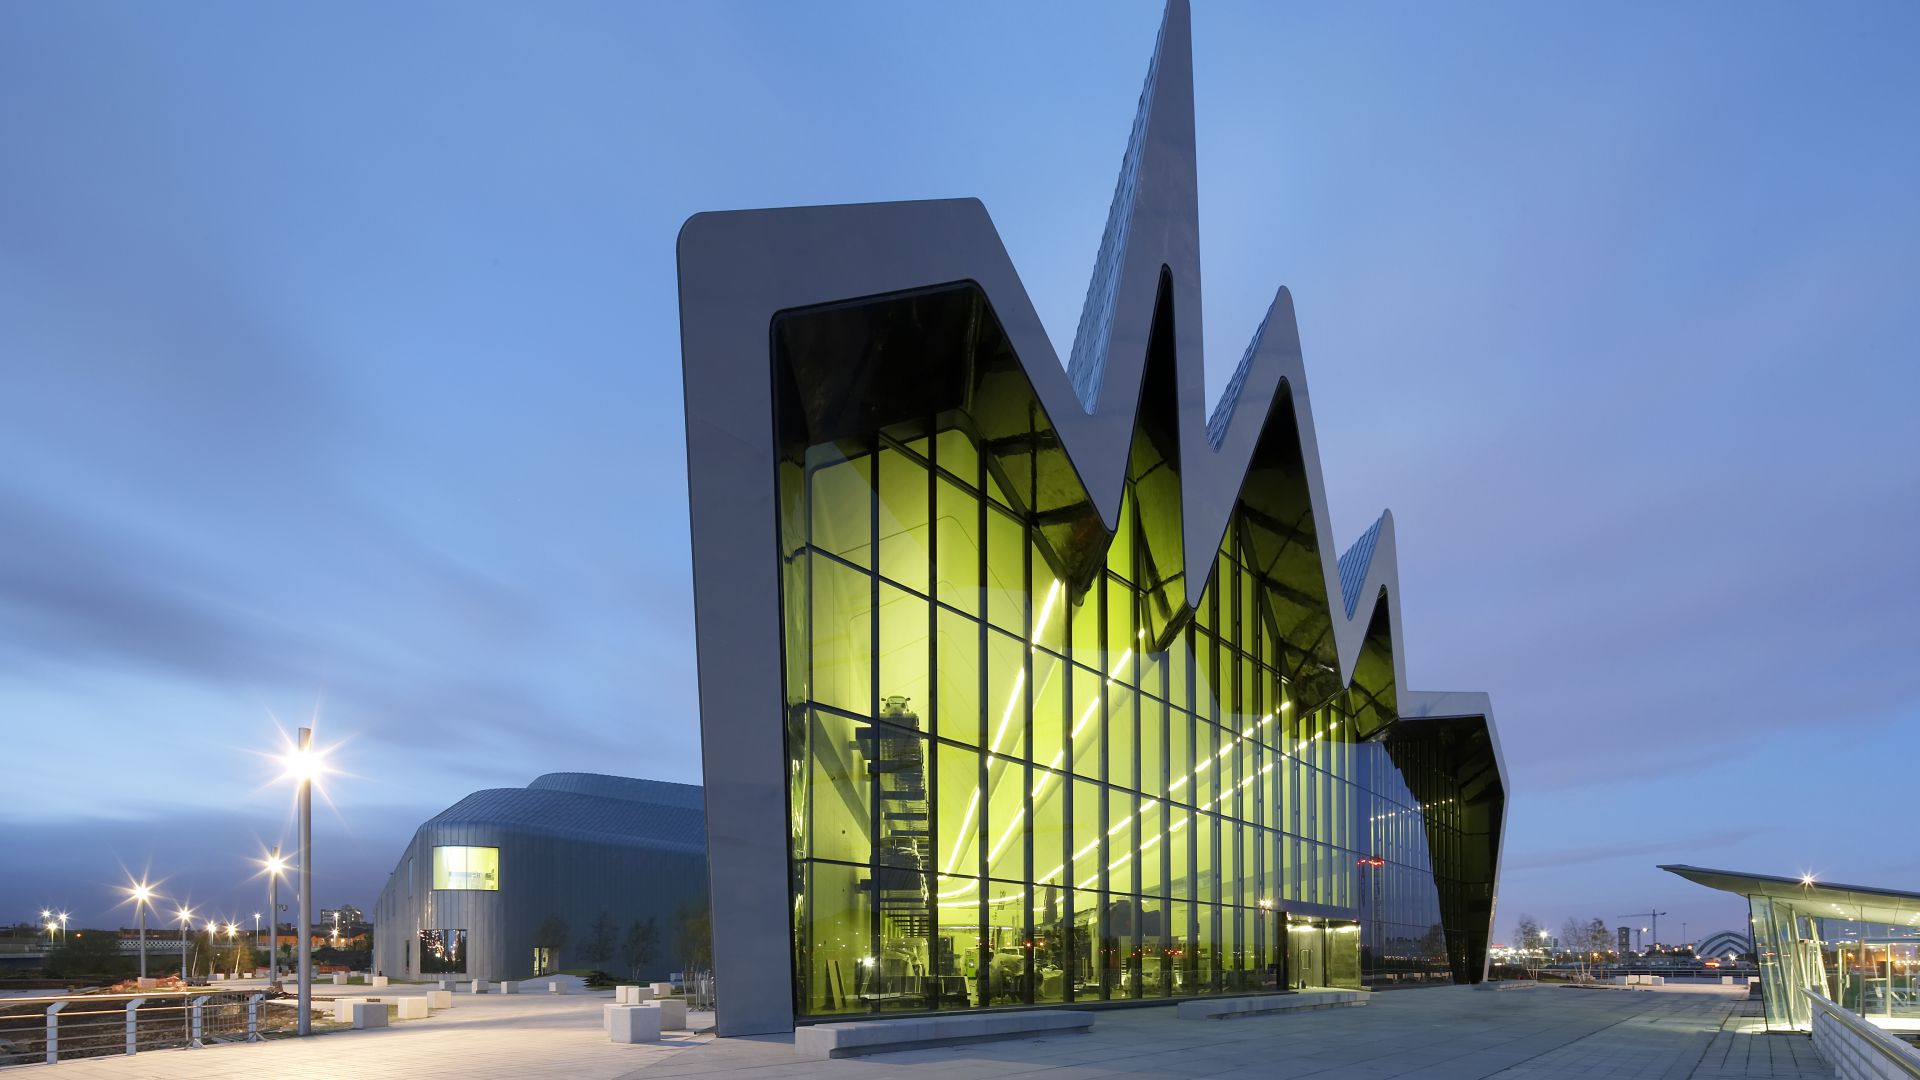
[[176, 906, 195, 981], [57, 912, 68, 945], [126, 880, 156, 979], [263, 849, 288, 991]]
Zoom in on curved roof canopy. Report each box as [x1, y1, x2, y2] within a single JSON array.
[[1660, 864, 1920, 927]]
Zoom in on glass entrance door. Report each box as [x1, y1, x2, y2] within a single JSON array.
[[1288, 917, 1326, 989]]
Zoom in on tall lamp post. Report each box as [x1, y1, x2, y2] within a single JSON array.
[[285, 727, 321, 1036], [128, 881, 155, 980], [176, 906, 195, 981]]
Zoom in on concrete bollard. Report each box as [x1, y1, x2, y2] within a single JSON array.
[[469, 979, 488, 994], [648, 998, 688, 1030], [609, 1004, 661, 1044], [395, 998, 429, 1020], [501, 980, 519, 995], [425, 990, 453, 1010]]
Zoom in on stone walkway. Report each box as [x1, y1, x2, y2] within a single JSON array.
[[19, 984, 1833, 1080]]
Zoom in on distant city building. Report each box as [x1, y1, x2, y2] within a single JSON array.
[[319, 905, 364, 928], [1694, 929, 1753, 961], [1617, 926, 1631, 954], [371, 773, 705, 984]]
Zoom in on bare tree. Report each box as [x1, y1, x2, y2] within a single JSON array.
[[581, 910, 618, 971], [1586, 918, 1613, 970], [621, 918, 658, 982], [1559, 917, 1589, 980], [1514, 914, 1546, 979]]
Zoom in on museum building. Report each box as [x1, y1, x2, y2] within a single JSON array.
[[677, 0, 1508, 1036], [369, 773, 705, 984]]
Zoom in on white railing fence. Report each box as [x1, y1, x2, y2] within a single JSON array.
[[1805, 987, 1920, 1080]]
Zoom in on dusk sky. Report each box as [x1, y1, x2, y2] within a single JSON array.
[[3, 1, 1916, 949]]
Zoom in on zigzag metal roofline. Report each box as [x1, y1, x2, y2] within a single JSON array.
[[681, 0, 1429, 703]]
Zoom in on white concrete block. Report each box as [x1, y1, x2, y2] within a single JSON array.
[[331, 972, 347, 985], [395, 997, 429, 1020], [348, 1001, 388, 1029], [648, 998, 688, 1030], [609, 1004, 661, 1044], [332, 998, 366, 1023], [425, 990, 452, 1009], [469, 979, 489, 993], [500, 979, 519, 994], [548, 980, 565, 994], [371, 975, 388, 988], [649, 982, 674, 998]]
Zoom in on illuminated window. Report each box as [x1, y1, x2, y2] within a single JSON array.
[[432, 846, 499, 891], [420, 928, 467, 973]]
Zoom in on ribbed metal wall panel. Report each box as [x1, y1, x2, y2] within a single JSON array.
[[372, 776, 707, 983]]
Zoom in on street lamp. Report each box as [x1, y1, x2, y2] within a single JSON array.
[[281, 727, 328, 1036], [126, 880, 156, 979], [176, 906, 195, 981], [57, 912, 67, 946], [263, 850, 288, 990]]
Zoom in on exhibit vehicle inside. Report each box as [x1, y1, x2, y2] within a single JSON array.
[[678, 0, 1507, 1035]]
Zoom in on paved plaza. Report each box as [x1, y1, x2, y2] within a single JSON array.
[[24, 984, 1833, 1080]]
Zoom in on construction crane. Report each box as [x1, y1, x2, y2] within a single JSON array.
[[1620, 910, 1668, 953]]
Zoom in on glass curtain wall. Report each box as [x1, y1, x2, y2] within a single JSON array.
[[778, 419, 1387, 1017], [1749, 899, 1920, 1031]]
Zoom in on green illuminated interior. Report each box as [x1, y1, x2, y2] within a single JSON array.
[[772, 283, 1480, 1016]]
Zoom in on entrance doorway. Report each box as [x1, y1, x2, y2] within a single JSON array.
[[1285, 915, 1361, 989]]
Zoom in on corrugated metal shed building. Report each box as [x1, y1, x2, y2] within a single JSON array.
[[371, 773, 706, 983]]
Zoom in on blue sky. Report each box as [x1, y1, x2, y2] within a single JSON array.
[[3, 1, 1916, 947]]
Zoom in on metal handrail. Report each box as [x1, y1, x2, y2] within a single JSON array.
[[0, 990, 274, 1067], [1803, 987, 1920, 1080]]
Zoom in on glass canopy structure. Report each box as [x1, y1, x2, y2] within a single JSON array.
[[678, 0, 1508, 1036], [1662, 865, 1920, 1033]]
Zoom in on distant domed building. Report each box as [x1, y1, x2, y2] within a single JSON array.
[[1695, 929, 1752, 962], [370, 773, 705, 983]]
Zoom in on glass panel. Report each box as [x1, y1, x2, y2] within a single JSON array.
[[808, 448, 872, 569], [877, 446, 930, 595], [1072, 780, 1103, 891], [810, 553, 872, 716], [985, 506, 1025, 634], [934, 477, 980, 615], [935, 607, 979, 746], [1032, 648, 1067, 772], [795, 860, 869, 1015], [878, 583, 929, 728]]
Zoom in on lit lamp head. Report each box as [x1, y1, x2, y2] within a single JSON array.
[[280, 740, 329, 787], [177, 905, 194, 925], [128, 881, 154, 910]]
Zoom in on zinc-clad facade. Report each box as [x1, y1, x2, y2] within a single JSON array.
[[371, 773, 705, 984]]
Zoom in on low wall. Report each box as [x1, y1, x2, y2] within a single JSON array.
[[1805, 988, 1920, 1080]]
